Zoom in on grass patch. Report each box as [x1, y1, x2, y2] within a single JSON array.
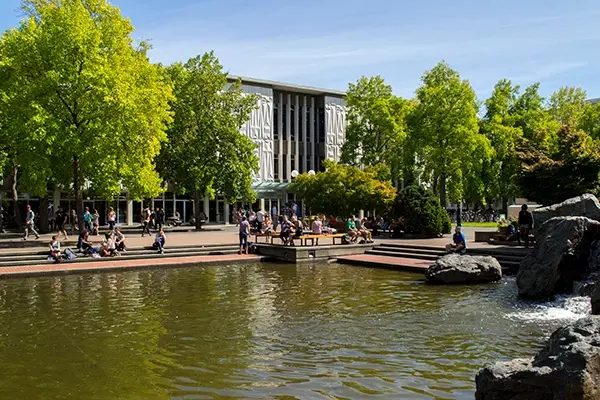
[[459, 222, 497, 228]]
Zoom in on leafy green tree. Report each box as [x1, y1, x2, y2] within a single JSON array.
[[393, 185, 452, 236], [290, 160, 396, 218], [549, 86, 587, 126], [340, 76, 413, 183], [158, 52, 259, 229], [411, 61, 490, 206], [0, 0, 173, 230], [579, 102, 600, 140], [480, 79, 523, 211], [516, 125, 600, 205]]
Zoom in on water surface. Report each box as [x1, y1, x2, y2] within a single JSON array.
[[0, 263, 587, 399]]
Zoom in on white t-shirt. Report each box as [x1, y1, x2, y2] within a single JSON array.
[[313, 220, 322, 234], [257, 211, 265, 223]]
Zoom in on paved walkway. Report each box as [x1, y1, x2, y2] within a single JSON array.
[[336, 254, 430, 272], [0, 253, 263, 279]]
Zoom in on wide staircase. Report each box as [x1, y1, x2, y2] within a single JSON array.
[[338, 243, 530, 274], [0, 243, 241, 268]]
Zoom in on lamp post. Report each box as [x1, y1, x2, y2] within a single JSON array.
[[457, 201, 463, 227]]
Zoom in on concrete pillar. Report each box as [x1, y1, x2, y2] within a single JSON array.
[[295, 94, 300, 173], [286, 93, 292, 183], [278, 92, 283, 183], [151, 198, 155, 211], [126, 200, 133, 226], [224, 202, 230, 225], [310, 97, 316, 171], [52, 189, 60, 213], [203, 196, 209, 223], [259, 198, 265, 212], [302, 96, 307, 173], [173, 192, 176, 217], [359, 209, 364, 220]]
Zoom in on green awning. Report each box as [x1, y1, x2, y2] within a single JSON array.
[[251, 182, 290, 195]]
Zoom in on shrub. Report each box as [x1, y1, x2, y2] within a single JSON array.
[[394, 185, 450, 236]]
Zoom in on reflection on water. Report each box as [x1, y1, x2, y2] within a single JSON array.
[[0, 264, 583, 399]]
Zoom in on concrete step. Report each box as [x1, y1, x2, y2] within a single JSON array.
[[0, 248, 241, 268], [366, 249, 439, 261], [376, 246, 445, 257]]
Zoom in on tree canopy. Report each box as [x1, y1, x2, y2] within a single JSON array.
[[0, 0, 172, 228], [290, 160, 396, 218], [157, 52, 259, 228]]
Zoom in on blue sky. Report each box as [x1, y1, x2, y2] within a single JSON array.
[[1, 0, 600, 99]]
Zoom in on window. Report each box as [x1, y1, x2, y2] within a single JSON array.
[[306, 106, 311, 143], [318, 156, 325, 172], [299, 105, 303, 142], [273, 104, 279, 140], [283, 156, 288, 180], [318, 107, 325, 143], [274, 155, 279, 180], [299, 155, 304, 173], [290, 105, 295, 141], [291, 155, 296, 173], [307, 155, 312, 171], [281, 104, 287, 140]]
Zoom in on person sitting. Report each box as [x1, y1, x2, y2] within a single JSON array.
[[49, 236, 62, 263], [291, 216, 303, 240], [263, 215, 273, 233], [77, 229, 93, 253], [114, 227, 126, 251], [505, 222, 520, 243], [153, 227, 166, 254], [98, 233, 118, 257], [280, 216, 292, 245], [446, 226, 467, 254], [359, 217, 374, 243], [346, 216, 359, 243], [518, 204, 533, 248]]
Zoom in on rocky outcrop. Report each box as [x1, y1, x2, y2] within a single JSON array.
[[425, 254, 502, 284], [533, 194, 600, 228], [517, 216, 600, 300], [475, 316, 600, 399]]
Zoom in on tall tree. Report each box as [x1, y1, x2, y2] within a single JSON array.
[[340, 76, 412, 183], [411, 61, 489, 206], [0, 0, 173, 230], [549, 86, 587, 126], [158, 52, 259, 229], [480, 79, 523, 211], [579, 102, 600, 140]]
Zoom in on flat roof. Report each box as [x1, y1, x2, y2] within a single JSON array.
[[587, 98, 600, 104], [228, 75, 346, 97]]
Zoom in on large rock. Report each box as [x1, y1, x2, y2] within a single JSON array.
[[517, 216, 600, 300], [425, 254, 502, 284], [475, 316, 600, 399], [533, 194, 600, 228]]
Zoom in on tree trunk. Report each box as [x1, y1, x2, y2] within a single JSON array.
[[39, 196, 49, 233], [10, 166, 21, 230], [440, 172, 447, 209], [502, 197, 509, 218], [73, 156, 84, 232], [194, 191, 203, 230]]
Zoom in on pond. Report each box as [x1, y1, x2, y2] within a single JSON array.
[[0, 263, 590, 399]]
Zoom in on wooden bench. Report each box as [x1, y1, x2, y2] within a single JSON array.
[[298, 233, 345, 246], [253, 232, 280, 244]]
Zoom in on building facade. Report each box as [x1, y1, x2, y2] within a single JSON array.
[[229, 76, 347, 223], [0, 76, 347, 226]]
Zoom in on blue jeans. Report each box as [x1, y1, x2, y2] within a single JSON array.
[[154, 237, 165, 251], [239, 232, 248, 248]]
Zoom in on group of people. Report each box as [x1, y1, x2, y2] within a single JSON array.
[[141, 207, 166, 237]]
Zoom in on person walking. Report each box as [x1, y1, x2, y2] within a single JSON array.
[[91, 209, 100, 236], [23, 205, 40, 240], [83, 207, 92, 233], [107, 207, 116, 232], [48, 204, 55, 232], [70, 209, 78, 236], [141, 206, 151, 237], [271, 204, 278, 232], [238, 216, 249, 254], [155, 207, 165, 231], [55, 206, 68, 241]]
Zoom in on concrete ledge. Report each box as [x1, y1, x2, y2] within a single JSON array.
[[256, 243, 374, 262]]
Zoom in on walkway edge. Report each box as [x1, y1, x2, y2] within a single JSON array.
[[0, 254, 270, 279]]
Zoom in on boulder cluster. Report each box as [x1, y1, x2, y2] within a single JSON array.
[[476, 194, 600, 399]]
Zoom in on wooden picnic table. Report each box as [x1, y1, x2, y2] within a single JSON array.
[[298, 233, 345, 246]]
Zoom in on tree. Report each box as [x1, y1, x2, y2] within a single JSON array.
[[290, 160, 396, 218], [480, 79, 523, 211], [0, 0, 173, 230], [340, 76, 413, 183], [549, 86, 587, 126], [158, 52, 259, 229], [516, 125, 600, 205], [393, 185, 452, 236], [579, 102, 600, 140], [411, 61, 490, 206]]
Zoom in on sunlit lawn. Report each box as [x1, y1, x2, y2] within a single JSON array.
[[459, 222, 498, 228]]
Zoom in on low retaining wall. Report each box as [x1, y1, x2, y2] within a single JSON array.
[[256, 243, 374, 262]]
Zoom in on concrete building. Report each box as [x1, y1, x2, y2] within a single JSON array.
[[0, 76, 347, 226]]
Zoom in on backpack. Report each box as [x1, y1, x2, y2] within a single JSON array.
[[341, 235, 351, 245], [64, 248, 77, 260]]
